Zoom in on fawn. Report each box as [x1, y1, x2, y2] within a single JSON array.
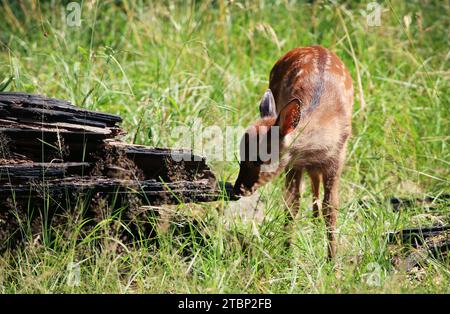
[[233, 46, 353, 258]]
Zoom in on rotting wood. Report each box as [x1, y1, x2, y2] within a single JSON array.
[[0, 92, 122, 127], [0, 177, 229, 204], [0, 162, 91, 182], [0, 92, 235, 207], [0, 92, 237, 250], [387, 225, 450, 247], [387, 225, 450, 271]]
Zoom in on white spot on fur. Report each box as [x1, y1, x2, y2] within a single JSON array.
[[303, 54, 312, 64]]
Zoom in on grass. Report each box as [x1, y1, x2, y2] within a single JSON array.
[[0, 0, 449, 293]]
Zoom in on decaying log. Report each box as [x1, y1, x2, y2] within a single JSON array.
[[0, 162, 90, 182], [387, 225, 450, 247], [0, 92, 237, 250], [0, 177, 228, 204], [0, 92, 122, 128], [0, 92, 121, 162], [387, 225, 450, 271], [0, 92, 234, 207]]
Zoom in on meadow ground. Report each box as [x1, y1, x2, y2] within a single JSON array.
[[0, 0, 448, 293]]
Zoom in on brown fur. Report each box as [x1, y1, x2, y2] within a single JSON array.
[[234, 46, 354, 259]]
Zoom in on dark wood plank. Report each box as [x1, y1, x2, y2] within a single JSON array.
[[106, 141, 216, 182], [0, 162, 90, 182], [0, 177, 230, 205], [389, 227, 450, 271], [387, 225, 450, 247], [0, 92, 122, 126]]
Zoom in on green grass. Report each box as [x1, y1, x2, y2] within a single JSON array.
[[0, 0, 449, 293]]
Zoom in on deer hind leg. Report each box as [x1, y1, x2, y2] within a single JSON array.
[[322, 162, 343, 260], [284, 167, 303, 221], [307, 168, 322, 218]]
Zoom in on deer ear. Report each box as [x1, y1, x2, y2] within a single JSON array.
[[276, 99, 301, 137], [259, 89, 276, 118]]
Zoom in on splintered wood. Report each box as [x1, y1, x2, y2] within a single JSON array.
[[0, 92, 232, 206]]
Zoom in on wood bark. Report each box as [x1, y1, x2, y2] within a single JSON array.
[[0, 92, 235, 207]]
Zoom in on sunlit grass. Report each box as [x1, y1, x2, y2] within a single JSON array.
[[0, 0, 448, 293]]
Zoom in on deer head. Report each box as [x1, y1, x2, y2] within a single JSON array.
[[233, 89, 301, 196]]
